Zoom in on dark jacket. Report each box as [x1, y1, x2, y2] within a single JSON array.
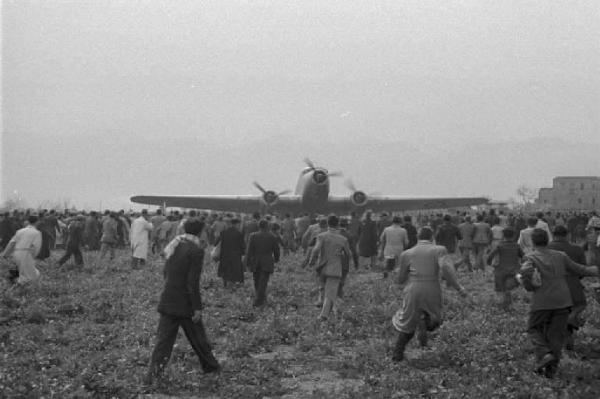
[[487, 240, 523, 272], [246, 230, 280, 273], [435, 222, 462, 253], [66, 221, 84, 249], [403, 222, 418, 250], [548, 238, 587, 306], [519, 248, 597, 311], [157, 240, 204, 317]]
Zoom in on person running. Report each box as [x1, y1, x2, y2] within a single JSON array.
[[486, 228, 523, 310], [518, 228, 598, 378], [2, 215, 42, 285], [58, 215, 85, 268], [547, 225, 588, 351], [391, 227, 467, 361]]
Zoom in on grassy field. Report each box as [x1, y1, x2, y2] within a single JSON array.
[[1, 248, 600, 398]]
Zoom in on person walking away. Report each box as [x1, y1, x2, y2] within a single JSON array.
[[58, 215, 85, 268], [99, 212, 119, 260], [584, 212, 600, 265], [156, 216, 173, 256], [402, 215, 418, 250], [488, 217, 504, 267], [358, 211, 379, 269], [130, 210, 153, 269], [457, 216, 475, 271], [301, 217, 327, 268], [379, 216, 408, 278], [535, 212, 553, 242], [246, 220, 280, 307], [0, 212, 16, 252], [1, 215, 42, 286], [517, 217, 537, 255], [434, 214, 462, 257], [150, 209, 167, 255], [377, 212, 393, 238], [337, 218, 356, 297], [281, 213, 297, 256], [243, 212, 261, 245], [215, 218, 245, 288], [486, 228, 523, 309], [518, 229, 598, 378], [83, 212, 101, 251], [391, 227, 467, 361], [472, 215, 492, 271], [145, 219, 220, 384], [310, 215, 351, 321], [547, 225, 588, 351]]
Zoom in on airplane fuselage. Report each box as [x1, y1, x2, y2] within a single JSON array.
[[295, 168, 330, 213]]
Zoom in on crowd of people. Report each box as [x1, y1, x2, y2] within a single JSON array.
[[1, 206, 600, 381]]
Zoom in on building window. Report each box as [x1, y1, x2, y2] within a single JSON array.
[[581, 183, 585, 190], [593, 198, 596, 205], [570, 182, 575, 188], [578, 198, 582, 204]]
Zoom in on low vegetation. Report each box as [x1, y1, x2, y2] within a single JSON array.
[[1, 250, 600, 398]]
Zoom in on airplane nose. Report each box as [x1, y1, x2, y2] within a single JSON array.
[[313, 171, 327, 184]]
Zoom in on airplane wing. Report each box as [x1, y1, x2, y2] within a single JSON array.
[[325, 196, 489, 214], [130, 195, 303, 214]]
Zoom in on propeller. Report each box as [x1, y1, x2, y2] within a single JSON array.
[[302, 158, 343, 182], [345, 178, 378, 207], [253, 181, 291, 205]]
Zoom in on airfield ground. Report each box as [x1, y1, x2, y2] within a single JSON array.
[[1, 249, 600, 398]]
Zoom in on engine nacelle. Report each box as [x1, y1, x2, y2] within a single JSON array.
[[262, 190, 279, 206], [350, 191, 368, 207]]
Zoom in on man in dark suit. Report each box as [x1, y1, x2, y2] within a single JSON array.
[[246, 219, 280, 307], [145, 219, 220, 384]]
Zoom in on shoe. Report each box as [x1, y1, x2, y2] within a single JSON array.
[[535, 353, 556, 374], [544, 363, 557, 379], [391, 332, 414, 362], [204, 364, 222, 374]]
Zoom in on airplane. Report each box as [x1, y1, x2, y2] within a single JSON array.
[[130, 159, 488, 214]]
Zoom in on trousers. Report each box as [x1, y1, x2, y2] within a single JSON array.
[[58, 245, 83, 266], [148, 312, 219, 375], [253, 271, 271, 306], [527, 307, 570, 366]]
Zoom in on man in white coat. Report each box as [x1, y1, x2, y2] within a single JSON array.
[[2, 215, 42, 285], [130, 209, 153, 268]]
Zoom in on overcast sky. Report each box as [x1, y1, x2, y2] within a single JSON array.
[[2, 1, 599, 209]]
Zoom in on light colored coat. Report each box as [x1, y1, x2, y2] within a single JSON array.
[[392, 240, 461, 334], [3, 225, 42, 284], [130, 216, 153, 260], [380, 224, 408, 260], [312, 229, 351, 278]]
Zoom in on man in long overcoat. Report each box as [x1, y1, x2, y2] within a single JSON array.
[[391, 227, 467, 361], [216, 218, 245, 287]]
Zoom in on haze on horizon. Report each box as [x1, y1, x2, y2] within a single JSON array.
[[2, 1, 599, 210]]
